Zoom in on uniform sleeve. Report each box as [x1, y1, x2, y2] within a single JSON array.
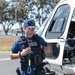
[[38, 36, 48, 46], [11, 39, 19, 53]]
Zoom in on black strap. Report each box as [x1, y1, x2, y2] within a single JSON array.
[[33, 34, 40, 47], [20, 34, 39, 48], [20, 36, 29, 48]]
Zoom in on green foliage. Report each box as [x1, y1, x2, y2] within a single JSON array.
[[0, 1, 9, 22], [0, 0, 60, 35]]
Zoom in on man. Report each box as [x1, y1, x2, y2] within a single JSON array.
[[10, 19, 50, 75]]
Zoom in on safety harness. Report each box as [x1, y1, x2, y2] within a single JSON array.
[[20, 34, 46, 74]]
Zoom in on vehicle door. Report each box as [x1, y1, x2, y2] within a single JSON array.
[[39, 4, 72, 72]]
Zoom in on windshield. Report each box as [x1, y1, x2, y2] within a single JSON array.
[[46, 4, 70, 39]]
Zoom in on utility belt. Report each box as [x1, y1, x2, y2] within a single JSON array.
[[21, 62, 46, 71], [16, 62, 47, 75], [21, 65, 36, 71]]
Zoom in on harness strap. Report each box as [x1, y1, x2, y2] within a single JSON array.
[[20, 36, 29, 48], [20, 34, 39, 47]]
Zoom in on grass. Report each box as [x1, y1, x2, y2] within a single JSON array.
[[0, 36, 19, 52]]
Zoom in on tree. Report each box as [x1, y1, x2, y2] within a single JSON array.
[[0, 0, 14, 35], [0, 0, 60, 35], [9, 0, 34, 34], [30, 0, 54, 25], [53, 0, 60, 5]]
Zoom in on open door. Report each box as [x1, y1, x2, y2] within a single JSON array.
[[42, 4, 70, 66], [41, 3, 75, 75]]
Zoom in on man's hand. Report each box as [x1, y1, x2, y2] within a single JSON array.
[[21, 47, 31, 57], [41, 45, 51, 53]]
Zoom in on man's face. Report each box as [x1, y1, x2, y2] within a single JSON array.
[[24, 26, 35, 37]]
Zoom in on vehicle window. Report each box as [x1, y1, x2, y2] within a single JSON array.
[[51, 18, 65, 32], [46, 4, 70, 39], [46, 43, 60, 59]]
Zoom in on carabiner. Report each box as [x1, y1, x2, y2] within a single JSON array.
[[27, 66, 32, 74]]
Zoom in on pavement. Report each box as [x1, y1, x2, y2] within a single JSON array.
[[0, 51, 20, 75]]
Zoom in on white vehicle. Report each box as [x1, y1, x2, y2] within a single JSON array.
[[36, 0, 75, 75]]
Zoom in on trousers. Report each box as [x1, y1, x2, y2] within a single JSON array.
[[21, 68, 46, 75]]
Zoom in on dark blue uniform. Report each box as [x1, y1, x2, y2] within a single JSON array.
[[11, 35, 48, 75]]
